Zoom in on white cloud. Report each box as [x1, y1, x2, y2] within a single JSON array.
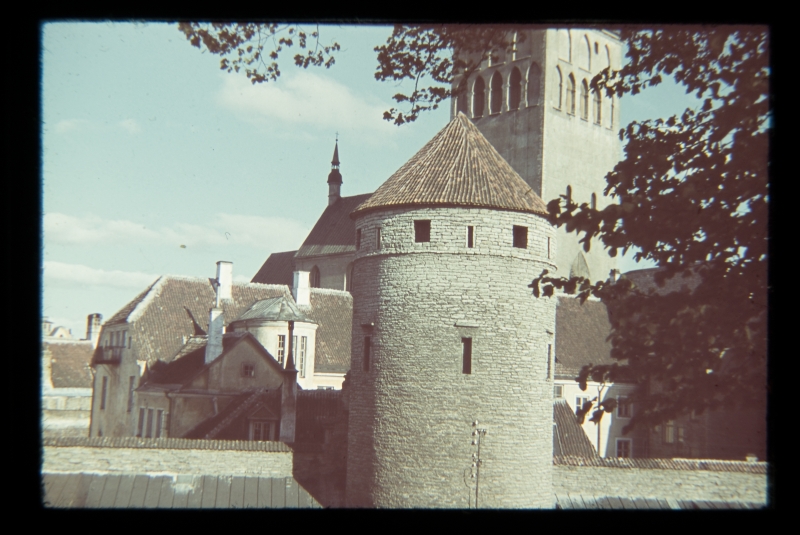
[[216, 71, 396, 136], [53, 119, 89, 134], [44, 212, 309, 253], [44, 261, 159, 289], [119, 118, 142, 134]]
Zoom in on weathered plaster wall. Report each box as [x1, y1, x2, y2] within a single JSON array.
[[295, 253, 354, 292]]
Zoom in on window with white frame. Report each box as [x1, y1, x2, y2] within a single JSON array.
[[554, 385, 563, 398], [664, 420, 675, 443], [617, 396, 631, 418], [277, 335, 285, 365], [127, 376, 135, 413], [155, 409, 164, 438], [100, 376, 108, 410], [250, 420, 275, 441], [298, 336, 307, 378], [616, 438, 632, 458], [137, 407, 145, 437], [576, 396, 590, 414], [145, 408, 154, 438]]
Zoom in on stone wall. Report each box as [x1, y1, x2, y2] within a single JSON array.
[[43, 437, 293, 478], [346, 207, 557, 508], [554, 458, 767, 504]]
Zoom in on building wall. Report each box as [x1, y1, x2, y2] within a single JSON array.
[[346, 207, 557, 508], [295, 253, 354, 292], [89, 325, 141, 437], [554, 464, 767, 504], [207, 340, 285, 392], [43, 438, 293, 478]]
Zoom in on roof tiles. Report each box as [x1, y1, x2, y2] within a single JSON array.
[[43, 340, 94, 389], [352, 112, 548, 217], [296, 194, 372, 258], [555, 297, 615, 378], [251, 250, 297, 286]]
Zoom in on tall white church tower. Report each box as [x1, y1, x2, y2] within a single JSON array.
[[452, 28, 622, 282]]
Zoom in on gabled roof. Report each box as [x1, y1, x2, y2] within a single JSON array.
[[42, 340, 94, 389], [306, 289, 352, 374], [296, 194, 372, 258], [553, 399, 598, 458], [554, 296, 615, 379], [351, 112, 548, 218], [622, 265, 703, 296], [234, 296, 314, 324], [104, 276, 290, 366], [251, 250, 296, 286]]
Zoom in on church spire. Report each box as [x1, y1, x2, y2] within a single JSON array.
[[327, 136, 343, 206]]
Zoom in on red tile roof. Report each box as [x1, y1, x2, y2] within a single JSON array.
[[306, 289, 352, 374], [553, 455, 767, 473], [555, 297, 615, 378], [43, 436, 291, 452], [297, 194, 372, 258], [43, 340, 94, 388], [352, 112, 548, 217]]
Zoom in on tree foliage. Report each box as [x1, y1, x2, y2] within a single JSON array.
[[530, 27, 769, 432]]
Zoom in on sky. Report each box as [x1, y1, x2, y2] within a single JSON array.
[[41, 22, 702, 338]]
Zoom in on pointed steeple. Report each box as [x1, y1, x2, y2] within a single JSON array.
[[327, 136, 343, 206]]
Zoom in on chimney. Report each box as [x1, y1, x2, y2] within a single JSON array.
[[86, 313, 103, 348], [610, 269, 621, 282], [292, 271, 311, 306], [327, 139, 342, 206], [41, 317, 53, 338], [280, 320, 298, 443], [205, 307, 224, 364], [215, 261, 233, 304]]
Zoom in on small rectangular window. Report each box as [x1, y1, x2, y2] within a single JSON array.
[[100, 376, 108, 410], [137, 407, 145, 437], [462, 337, 472, 374], [128, 336, 132, 349], [146, 408, 154, 438], [414, 220, 431, 243], [617, 397, 631, 418], [616, 438, 632, 458], [664, 420, 675, 444], [277, 335, 285, 365], [299, 336, 307, 378], [554, 385, 563, 398], [376, 228, 381, 249], [127, 376, 135, 413], [547, 344, 553, 379], [576, 397, 590, 414], [513, 225, 528, 248], [547, 236, 552, 259], [242, 363, 255, 377], [155, 410, 163, 438], [467, 226, 474, 248], [363, 336, 371, 372], [356, 228, 362, 249]]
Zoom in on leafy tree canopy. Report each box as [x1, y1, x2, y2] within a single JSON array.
[[178, 23, 769, 434]]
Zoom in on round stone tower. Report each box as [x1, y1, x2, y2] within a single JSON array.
[[345, 113, 557, 508]]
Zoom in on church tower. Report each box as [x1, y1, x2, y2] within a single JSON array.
[[345, 114, 556, 508], [328, 139, 342, 206], [451, 28, 622, 282]]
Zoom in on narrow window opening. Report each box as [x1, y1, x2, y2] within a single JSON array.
[[356, 228, 362, 250], [137, 407, 145, 437], [513, 226, 528, 249], [462, 337, 472, 374], [547, 344, 552, 379], [580, 80, 589, 120], [508, 68, 522, 111], [556, 67, 563, 109], [277, 335, 285, 365], [591, 193, 597, 210], [414, 220, 431, 243], [593, 89, 602, 124], [100, 376, 108, 410], [145, 408, 154, 438], [467, 226, 474, 248], [473, 76, 485, 118], [527, 63, 541, 106], [547, 236, 552, 259], [490, 71, 503, 114], [566, 185, 573, 204], [554, 385, 563, 398], [363, 336, 371, 372], [376, 228, 381, 249], [127, 376, 135, 413], [155, 410, 163, 438], [617, 397, 631, 418], [299, 336, 307, 378], [310, 266, 321, 288], [567, 74, 576, 115]]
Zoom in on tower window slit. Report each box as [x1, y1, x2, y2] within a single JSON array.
[[363, 336, 371, 372], [462, 337, 472, 374], [467, 226, 474, 248]]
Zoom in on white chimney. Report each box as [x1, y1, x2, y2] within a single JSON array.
[[86, 313, 103, 348], [215, 261, 233, 304], [205, 307, 224, 364], [292, 271, 311, 306]]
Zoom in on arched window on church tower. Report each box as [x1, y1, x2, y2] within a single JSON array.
[[455, 87, 469, 115], [490, 71, 503, 114], [345, 262, 353, 292], [591, 192, 597, 210], [580, 80, 589, 120], [508, 67, 522, 111], [555, 67, 563, 109], [593, 88, 602, 124], [582, 35, 591, 71], [609, 93, 615, 128], [566, 74, 576, 115], [473, 76, 485, 118], [527, 63, 541, 106], [566, 185, 573, 205], [310, 266, 321, 288]]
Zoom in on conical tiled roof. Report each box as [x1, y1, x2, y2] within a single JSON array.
[[233, 296, 315, 323], [351, 112, 548, 217]]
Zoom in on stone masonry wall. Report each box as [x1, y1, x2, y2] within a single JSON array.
[[44, 438, 293, 478], [554, 464, 767, 504], [346, 207, 557, 508]]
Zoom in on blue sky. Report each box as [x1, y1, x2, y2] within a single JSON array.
[[41, 23, 701, 337]]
